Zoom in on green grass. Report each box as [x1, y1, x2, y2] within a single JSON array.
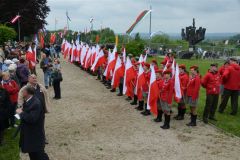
[[0, 128, 20, 160], [150, 57, 240, 137]]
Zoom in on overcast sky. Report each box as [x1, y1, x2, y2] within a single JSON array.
[[46, 0, 240, 33]]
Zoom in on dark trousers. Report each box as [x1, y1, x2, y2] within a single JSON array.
[[118, 83, 123, 94], [219, 89, 239, 114], [53, 81, 61, 98], [203, 94, 219, 119], [10, 103, 17, 127], [29, 150, 49, 160]]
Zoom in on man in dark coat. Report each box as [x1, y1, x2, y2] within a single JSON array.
[[16, 86, 49, 160], [0, 85, 11, 146]]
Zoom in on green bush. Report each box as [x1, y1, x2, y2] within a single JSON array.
[[0, 25, 17, 45], [125, 40, 145, 56]]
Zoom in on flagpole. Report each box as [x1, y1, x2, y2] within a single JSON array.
[[18, 12, 21, 41], [149, 4, 152, 50]]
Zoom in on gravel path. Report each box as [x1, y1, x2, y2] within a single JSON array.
[[21, 59, 240, 160]]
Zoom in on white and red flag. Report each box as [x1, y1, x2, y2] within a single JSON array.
[[135, 63, 145, 100], [26, 46, 36, 69], [122, 47, 126, 64], [123, 57, 136, 97], [147, 65, 160, 116], [10, 15, 21, 24], [111, 56, 124, 88], [174, 64, 182, 102], [104, 47, 117, 80], [91, 49, 105, 71]]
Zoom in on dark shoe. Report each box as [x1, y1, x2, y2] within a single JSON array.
[[173, 108, 181, 120], [110, 88, 116, 92], [135, 101, 144, 110], [141, 110, 151, 116], [125, 97, 132, 101], [106, 86, 111, 89], [117, 93, 123, 96], [186, 114, 197, 127], [154, 110, 163, 122], [130, 95, 138, 105], [161, 114, 170, 129], [45, 86, 48, 89], [203, 118, 208, 124]]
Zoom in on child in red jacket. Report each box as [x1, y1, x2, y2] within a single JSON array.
[[1, 72, 19, 127], [186, 65, 201, 127], [159, 69, 174, 129], [154, 69, 164, 122], [174, 64, 189, 120], [201, 63, 221, 124]]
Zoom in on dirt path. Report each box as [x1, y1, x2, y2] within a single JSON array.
[[21, 59, 240, 160]]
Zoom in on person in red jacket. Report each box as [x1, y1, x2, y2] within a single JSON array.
[[186, 65, 201, 127], [218, 58, 240, 115], [201, 63, 221, 123], [154, 69, 164, 122], [141, 63, 151, 116], [159, 69, 174, 129], [1, 72, 19, 127], [174, 64, 189, 120], [218, 60, 230, 101]]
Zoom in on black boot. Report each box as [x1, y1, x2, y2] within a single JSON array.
[[154, 110, 163, 122], [135, 101, 144, 111], [174, 107, 181, 120], [176, 108, 186, 120], [117, 83, 123, 96], [141, 104, 151, 116], [161, 114, 170, 129], [130, 95, 138, 105], [125, 96, 132, 101], [186, 114, 197, 127], [110, 88, 116, 92]]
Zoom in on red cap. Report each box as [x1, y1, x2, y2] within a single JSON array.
[[163, 69, 172, 75], [144, 63, 150, 68], [190, 65, 198, 70], [179, 64, 186, 69], [151, 59, 158, 65], [156, 69, 163, 74]]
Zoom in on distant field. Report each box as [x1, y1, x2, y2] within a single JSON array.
[[149, 57, 240, 137]]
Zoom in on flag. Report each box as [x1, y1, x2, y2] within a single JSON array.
[[10, 15, 21, 24], [135, 63, 145, 100], [171, 60, 175, 77], [26, 46, 36, 69], [126, 10, 151, 34], [50, 33, 56, 44], [96, 35, 100, 43], [103, 47, 117, 80], [66, 11, 71, 21], [174, 64, 182, 102], [138, 54, 144, 63], [123, 57, 136, 98], [143, 54, 147, 62], [111, 56, 124, 88], [39, 33, 44, 49], [147, 65, 160, 116], [91, 49, 105, 71]]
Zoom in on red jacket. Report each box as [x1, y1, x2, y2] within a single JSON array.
[[179, 72, 189, 95], [160, 79, 174, 104], [222, 64, 240, 90], [186, 75, 201, 100], [142, 71, 150, 92], [201, 71, 221, 95], [218, 65, 226, 84], [2, 80, 19, 103]]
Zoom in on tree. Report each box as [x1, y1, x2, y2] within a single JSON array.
[[126, 40, 145, 56], [0, 0, 50, 40], [0, 25, 17, 45]]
